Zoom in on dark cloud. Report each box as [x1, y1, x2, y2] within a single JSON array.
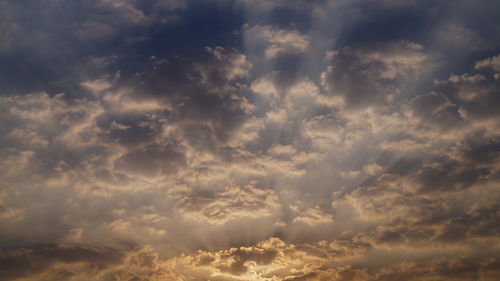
[[115, 143, 186, 177], [407, 92, 462, 129], [321, 41, 428, 109], [0, 244, 124, 281], [128, 47, 253, 149]]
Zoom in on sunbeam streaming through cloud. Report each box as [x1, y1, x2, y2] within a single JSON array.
[[1, 0, 500, 280]]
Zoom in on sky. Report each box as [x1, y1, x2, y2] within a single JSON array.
[[1, 0, 500, 280]]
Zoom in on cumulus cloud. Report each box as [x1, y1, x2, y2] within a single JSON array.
[[170, 183, 281, 225], [3, 236, 499, 281], [4, 47, 499, 280], [321, 41, 428, 109], [2, 0, 500, 280], [244, 25, 309, 60]]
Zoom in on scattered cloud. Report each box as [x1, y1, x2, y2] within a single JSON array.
[[1, 0, 500, 280]]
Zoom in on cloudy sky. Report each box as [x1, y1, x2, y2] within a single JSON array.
[[1, 0, 500, 280]]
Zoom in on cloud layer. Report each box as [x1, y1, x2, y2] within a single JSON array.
[[1, 0, 500, 280]]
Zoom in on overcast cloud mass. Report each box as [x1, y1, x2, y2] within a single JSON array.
[[1, 0, 500, 280]]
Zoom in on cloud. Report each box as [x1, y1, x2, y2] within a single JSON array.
[[0, 243, 189, 281], [125, 47, 254, 151], [4, 235, 498, 281], [292, 206, 334, 226], [2, 1, 500, 280], [0, 47, 257, 253], [0, 0, 188, 96], [475, 54, 500, 74], [244, 25, 309, 60], [0, 0, 186, 50], [170, 183, 281, 225], [321, 41, 428, 109]]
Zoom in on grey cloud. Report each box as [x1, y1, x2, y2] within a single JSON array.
[[0, 0, 186, 96], [408, 159, 490, 194], [243, 25, 309, 60], [434, 66, 500, 124], [107, 121, 158, 148], [476, 54, 500, 74], [2, 1, 500, 280], [407, 92, 462, 129], [0, 244, 124, 281], [128, 47, 253, 150], [169, 184, 281, 226], [216, 247, 278, 275], [115, 143, 186, 177], [321, 41, 428, 109], [0, 48, 257, 257], [0, 0, 186, 52]]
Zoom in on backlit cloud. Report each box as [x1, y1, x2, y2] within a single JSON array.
[[1, 0, 500, 280]]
